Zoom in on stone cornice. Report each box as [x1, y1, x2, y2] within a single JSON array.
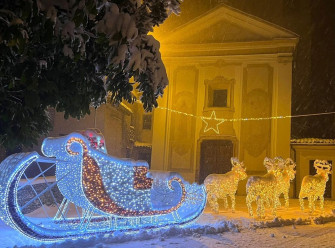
[[160, 39, 298, 57], [162, 4, 298, 44], [291, 138, 335, 145]]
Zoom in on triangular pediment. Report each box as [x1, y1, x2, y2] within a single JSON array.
[[160, 4, 298, 44]]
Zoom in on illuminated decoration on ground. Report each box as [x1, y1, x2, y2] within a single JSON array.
[[246, 158, 283, 218], [201, 111, 224, 134], [0, 132, 206, 240], [299, 160, 332, 213], [274, 157, 296, 208], [204, 158, 247, 213]]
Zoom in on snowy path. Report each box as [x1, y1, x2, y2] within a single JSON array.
[[1, 220, 335, 248], [103, 223, 335, 248]]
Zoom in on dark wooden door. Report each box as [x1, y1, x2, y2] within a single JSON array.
[[199, 140, 233, 184], [309, 160, 332, 198], [137, 148, 152, 168]]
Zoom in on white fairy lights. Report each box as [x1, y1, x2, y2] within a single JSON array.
[[157, 106, 335, 124]]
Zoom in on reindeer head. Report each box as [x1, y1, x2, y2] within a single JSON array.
[[264, 157, 284, 178], [273, 157, 285, 169], [314, 160, 332, 179], [231, 157, 247, 180], [284, 158, 296, 180], [264, 157, 275, 172]]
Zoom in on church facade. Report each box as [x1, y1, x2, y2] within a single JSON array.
[[151, 5, 298, 194]]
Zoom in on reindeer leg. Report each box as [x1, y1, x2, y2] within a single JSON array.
[[312, 195, 316, 213], [308, 195, 315, 214], [275, 193, 281, 208], [246, 194, 253, 217], [299, 195, 304, 211], [272, 194, 278, 217], [208, 194, 219, 213], [223, 196, 228, 209], [230, 194, 236, 213], [256, 197, 263, 218], [284, 190, 289, 209], [319, 195, 324, 214], [265, 196, 271, 208], [261, 198, 266, 219]]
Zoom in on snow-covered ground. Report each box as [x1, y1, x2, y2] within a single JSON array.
[[1, 196, 335, 248]]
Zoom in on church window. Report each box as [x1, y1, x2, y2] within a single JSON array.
[[142, 114, 152, 130]]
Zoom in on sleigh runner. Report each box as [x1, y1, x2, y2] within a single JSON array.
[[0, 132, 206, 240]]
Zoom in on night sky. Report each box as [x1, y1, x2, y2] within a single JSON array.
[[157, 0, 335, 139]]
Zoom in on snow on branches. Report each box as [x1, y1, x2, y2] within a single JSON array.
[[0, 0, 181, 150], [33, 0, 182, 109]]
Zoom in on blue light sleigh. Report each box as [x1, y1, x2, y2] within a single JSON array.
[[0, 131, 206, 241]]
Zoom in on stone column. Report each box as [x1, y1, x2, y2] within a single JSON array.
[[271, 55, 293, 159]]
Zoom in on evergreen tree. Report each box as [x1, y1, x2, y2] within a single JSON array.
[[0, 0, 181, 152]]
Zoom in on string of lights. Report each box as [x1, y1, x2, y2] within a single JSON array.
[[156, 106, 335, 122]]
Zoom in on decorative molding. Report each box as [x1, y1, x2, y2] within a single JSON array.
[[161, 4, 298, 44], [204, 76, 235, 112], [199, 59, 241, 68], [161, 40, 298, 57]]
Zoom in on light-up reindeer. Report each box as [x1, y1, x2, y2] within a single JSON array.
[[204, 158, 247, 213], [246, 157, 283, 218], [274, 157, 296, 208], [299, 160, 332, 213]]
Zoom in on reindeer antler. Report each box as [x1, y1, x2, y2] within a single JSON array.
[[285, 158, 296, 168], [231, 157, 240, 167], [314, 160, 332, 173], [240, 161, 246, 169], [273, 157, 285, 169], [273, 157, 284, 163]]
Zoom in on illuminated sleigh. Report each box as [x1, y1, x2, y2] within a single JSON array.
[[0, 132, 206, 240]]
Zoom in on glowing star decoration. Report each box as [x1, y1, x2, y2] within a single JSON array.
[[201, 111, 224, 134], [0, 131, 207, 241], [204, 158, 247, 213], [299, 160, 332, 214], [246, 157, 283, 218]]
